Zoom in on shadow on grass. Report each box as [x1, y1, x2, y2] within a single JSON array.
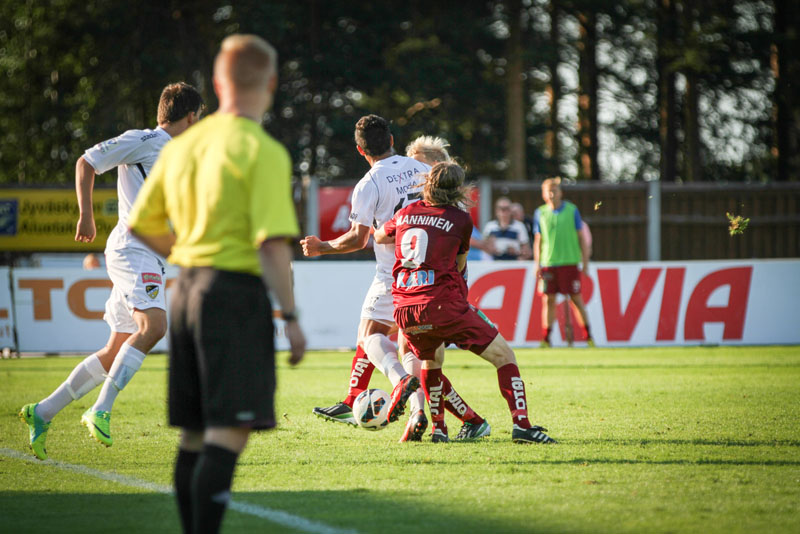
[[575, 438, 800, 448], [0, 490, 568, 534], [378, 456, 800, 468], [0, 492, 179, 534]]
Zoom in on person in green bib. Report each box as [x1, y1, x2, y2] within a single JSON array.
[[533, 177, 594, 347]]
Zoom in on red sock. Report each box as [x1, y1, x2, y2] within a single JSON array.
[[420, 367, 447, 433], [584, 324, 592, 339], [342, 346, 374, 407], [441, 375, 483, 425], [497, 363, 531, 429]]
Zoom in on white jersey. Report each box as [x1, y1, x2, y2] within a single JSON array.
[[83, 127, 172, 254], [349, 155, 430, 276]]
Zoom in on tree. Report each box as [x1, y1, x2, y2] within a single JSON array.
[[545, 0, 563, 176], [576, 8, 600, 180], [773, 0, 800, 181], [505, 0, 527, 181], [678, 1, 704, 182], [657, 0, 679, 182]]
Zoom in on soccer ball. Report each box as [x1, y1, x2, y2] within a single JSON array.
[[352, 388, 391, 431]]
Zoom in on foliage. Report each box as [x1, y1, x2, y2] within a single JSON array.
[[726, 211, 750, 235], [0, 1, 793, 184]]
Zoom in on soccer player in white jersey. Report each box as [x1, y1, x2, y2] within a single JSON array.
[[19, 83, 204, 460], [301, 115, 430, 437]]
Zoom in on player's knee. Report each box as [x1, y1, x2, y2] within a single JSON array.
[[136, 310, 168, 344], [141, 323, 167, 346], [151, 318, 168, 341], [481, 335, 516, 368]]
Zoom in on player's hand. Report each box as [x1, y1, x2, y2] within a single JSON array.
[[75, 217, 96, 243], [582, 261, 589, 274], [284, 320, 306, 366], [300, 235, 323, 257]]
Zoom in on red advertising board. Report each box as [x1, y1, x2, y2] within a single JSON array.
[[318, 185, 482, 240], [318, 186, 355, 242]]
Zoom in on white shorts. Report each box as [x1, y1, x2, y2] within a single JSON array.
[[360, 274, 395, 325], [104, 248, 166, 333]]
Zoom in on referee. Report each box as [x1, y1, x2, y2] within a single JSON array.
[[129, 34, 306, 534]]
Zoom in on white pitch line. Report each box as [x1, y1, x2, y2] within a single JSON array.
[[1, 447, 357, 534]]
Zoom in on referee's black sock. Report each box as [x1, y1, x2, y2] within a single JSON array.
[[191, 443, 239, 534], [174, 448, 200, 533]]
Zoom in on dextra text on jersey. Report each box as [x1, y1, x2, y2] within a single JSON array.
[[348, 155, 430, 275]]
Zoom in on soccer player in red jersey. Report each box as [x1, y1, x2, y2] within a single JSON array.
[[375, 162, 557, 444], [307, 134, 478, 442]]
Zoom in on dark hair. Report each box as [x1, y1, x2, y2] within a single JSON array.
[[354, 114, 392, 156], [423, 161, 473, 208], [157, 82, 204, 125]]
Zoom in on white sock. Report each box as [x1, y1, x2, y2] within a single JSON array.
[[37, 354, 106, 422], [92, 344, 146, 413], [362, 333, 406, 386], [401, 351, 426, 414]]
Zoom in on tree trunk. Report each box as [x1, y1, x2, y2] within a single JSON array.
[[683, 70, 702, 182], [657, 0, 678, 182], [545, 0, 561, 177], [577, 10, 599, 181], [773, 0, 800, 182], [307, 0, 320, 177], [506, 0, 526, 181], [681, 4, 702, 182]]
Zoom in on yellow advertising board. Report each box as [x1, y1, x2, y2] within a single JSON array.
[[0, 188, 118, 251]]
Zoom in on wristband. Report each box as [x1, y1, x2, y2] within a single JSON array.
[[281, 310, 299, 322]]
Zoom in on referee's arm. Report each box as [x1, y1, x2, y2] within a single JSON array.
[[258, 237, 306, 366]]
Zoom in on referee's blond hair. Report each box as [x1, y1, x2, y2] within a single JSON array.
[[214, 34, 277, 90]]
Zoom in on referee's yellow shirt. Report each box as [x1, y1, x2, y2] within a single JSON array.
[[129, 113, 299, 276]]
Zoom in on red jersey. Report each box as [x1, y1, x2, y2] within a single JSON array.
[[383, 200, 472, 307]]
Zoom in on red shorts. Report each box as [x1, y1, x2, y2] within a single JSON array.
[[394, 300, 498, 360], [539, 265, 581, 295]]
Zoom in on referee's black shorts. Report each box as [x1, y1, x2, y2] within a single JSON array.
[[168, 266, 276, 431]]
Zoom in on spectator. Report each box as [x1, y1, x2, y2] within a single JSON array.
[[510, 202, 534, 245], [482, 197, 531, 260], [82, 253, 101, 270], [467, 226, 494, 261]]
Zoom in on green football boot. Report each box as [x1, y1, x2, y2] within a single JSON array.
[[81, 409, 113, 447], [19, 403, 51, 460], [312, 402, 357, 426], [454, 420, 492, 441]]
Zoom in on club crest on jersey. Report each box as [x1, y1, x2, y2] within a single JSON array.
[[142, 272, 162, 284], [145, 284, 159, 299], [97, 138, 118, 153]]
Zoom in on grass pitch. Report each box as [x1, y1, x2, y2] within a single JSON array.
[[1, 346, 799, 533]]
